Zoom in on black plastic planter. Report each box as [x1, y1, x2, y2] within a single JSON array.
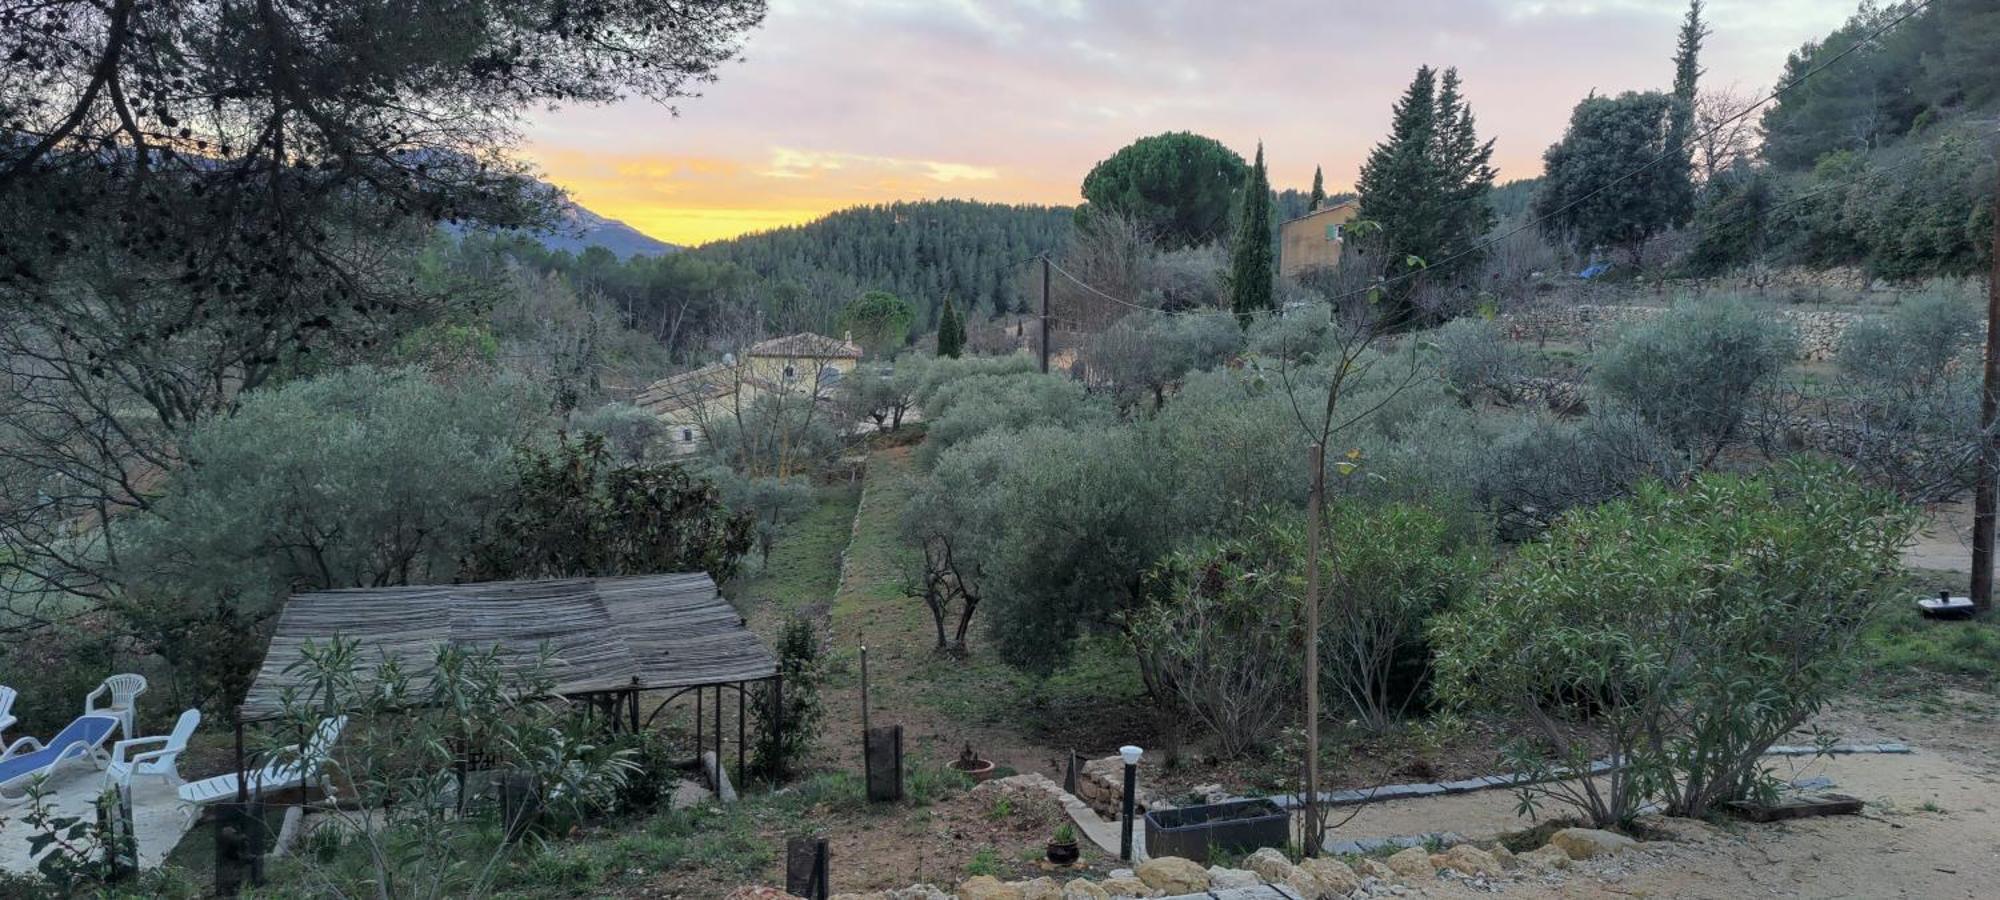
[[1142, 797, 1289, 864]]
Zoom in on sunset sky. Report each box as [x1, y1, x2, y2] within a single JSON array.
[[520, 0, 1855, 247]]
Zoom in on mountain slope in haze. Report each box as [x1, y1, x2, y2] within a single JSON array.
[[533, 203, 679, 258]]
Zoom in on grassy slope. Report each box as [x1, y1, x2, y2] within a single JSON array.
[[823, 447, 1149, 767], [732, 481, 862, 619]]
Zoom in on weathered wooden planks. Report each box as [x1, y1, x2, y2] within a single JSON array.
[[240, 573, 777, 720]]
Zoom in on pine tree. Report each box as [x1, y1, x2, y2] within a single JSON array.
[[937, 295, 965, 358], [1355, 66, 1494, 329], [1668, 0, 1707, 224], [1230, 143, 1276, 327], [1309, 166, 1327, 211]]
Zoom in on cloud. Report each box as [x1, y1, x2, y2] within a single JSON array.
[[521, 0, 1855, 244], [760, 148, 999, 183]]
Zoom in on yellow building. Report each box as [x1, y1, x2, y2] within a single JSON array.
[[1279, 201, 1360, 279], [636, 332, 864, 454]]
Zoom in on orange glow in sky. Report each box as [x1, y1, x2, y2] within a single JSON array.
[[521, 0, 1850, 248]]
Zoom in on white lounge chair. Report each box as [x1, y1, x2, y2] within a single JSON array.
[[178, 715, 347, 822], [0, 712, 121, 805], [85, 673, 147, 740], [0, 686, 16, 739], [106, 707, 201, 787]]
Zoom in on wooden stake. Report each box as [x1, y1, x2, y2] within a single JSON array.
[[1302, 441, 1325, 855]]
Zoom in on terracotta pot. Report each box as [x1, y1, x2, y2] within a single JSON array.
[[949, 757, 997, 782], [1045, 840, 1080, 865]]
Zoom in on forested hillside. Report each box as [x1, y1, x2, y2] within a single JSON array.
[[690, 200, 1073, 327], [1683, 0, 1998, 279]]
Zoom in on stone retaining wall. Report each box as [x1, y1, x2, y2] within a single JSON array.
[[1495, 305, 1879, 361]]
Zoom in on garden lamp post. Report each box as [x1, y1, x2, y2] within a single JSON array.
[[1119, 745, 1142, 861]]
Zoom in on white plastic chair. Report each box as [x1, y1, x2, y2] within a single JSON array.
[[0, 686, 16, 739], [85, 674, 147, 740], [106, 708, 200, 786]]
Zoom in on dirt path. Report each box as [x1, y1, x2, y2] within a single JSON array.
[[1904, 500, 1987, 578], [816, 445, 1064, 781], [1341, 703, 2000, 900]]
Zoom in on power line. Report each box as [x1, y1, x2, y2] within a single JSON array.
[[1321, 0, 1937, 304], [1035, 1, 1941, 325]]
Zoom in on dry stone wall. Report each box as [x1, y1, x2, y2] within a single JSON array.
[[1494, 304, 1939, 362]]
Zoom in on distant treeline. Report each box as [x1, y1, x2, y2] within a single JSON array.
[[1687, 0, 1999, 279]]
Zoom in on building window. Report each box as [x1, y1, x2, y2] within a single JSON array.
[[681, 428, 694, 442], [782, 365, 796, 380], [1325, 223, 1343, 241]]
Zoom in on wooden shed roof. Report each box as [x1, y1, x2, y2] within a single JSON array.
[[239, 573, 775, 721]]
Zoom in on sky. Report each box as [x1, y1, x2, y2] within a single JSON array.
[[520, 0, 1857, 247]]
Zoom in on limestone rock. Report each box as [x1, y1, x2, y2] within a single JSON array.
[[1490, 844, 1515, 865], [1548, 827, 1640, 860], [1442, 844, 1504, 877], [1298, 857, 1361, 895], [1014, 877, 1062, 900], [1243, 847, 1295, 882], [1520, 845, 1573, 871], [1385, 846, 1437, 878], [1096, 876, 1154, 898], [725, 889, 804, 900], [1134, 857, 1209, 894], [892, 884, 952, 900], [886, 888, 953, 900], [1060, 879, 1110, 900], [957, 875, 1023, 900], [1207, 866, 1260, 889], [1282, 869, 1329, 900], [1355, 858, 1397, 881]]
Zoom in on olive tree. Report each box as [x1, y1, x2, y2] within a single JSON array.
[[1594, 300, 1797, 467], [1825, 291, 1987, 501], [1428, 316, 1530, 407], [116, 368, 533, 709], [1432, 462, 1916, 826]]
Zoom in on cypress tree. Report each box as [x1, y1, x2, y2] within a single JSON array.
[[1309, 166, 1327, 211], [1230, 143, 1276, 327], [1668, 0, 1707, 224], [937, 295, 965, 358]]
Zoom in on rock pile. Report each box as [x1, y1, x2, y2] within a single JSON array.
[[742, 825, 1652, 899], [1073, 756, 1170, 821]]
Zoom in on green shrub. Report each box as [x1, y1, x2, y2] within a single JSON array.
[[1128, 530, 1304, 759], [1432, 461, 1917, 826], [461, 433, 754, 583], [115, 365, 532, 710], [1593, 300, 1797, 467], [752, 615, 824, 780], [1428, 316, 1528, 406], [1317, 501, 1485, 730]]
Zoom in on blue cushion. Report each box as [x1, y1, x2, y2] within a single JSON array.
[[0, 715, 117, 784]]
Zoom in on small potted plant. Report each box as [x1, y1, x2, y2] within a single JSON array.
[[1046, 823, 1080, 865]]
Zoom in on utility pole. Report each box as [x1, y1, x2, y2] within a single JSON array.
[[1974, 155, 2000, 612], [1039, 256, 1051, 374]]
